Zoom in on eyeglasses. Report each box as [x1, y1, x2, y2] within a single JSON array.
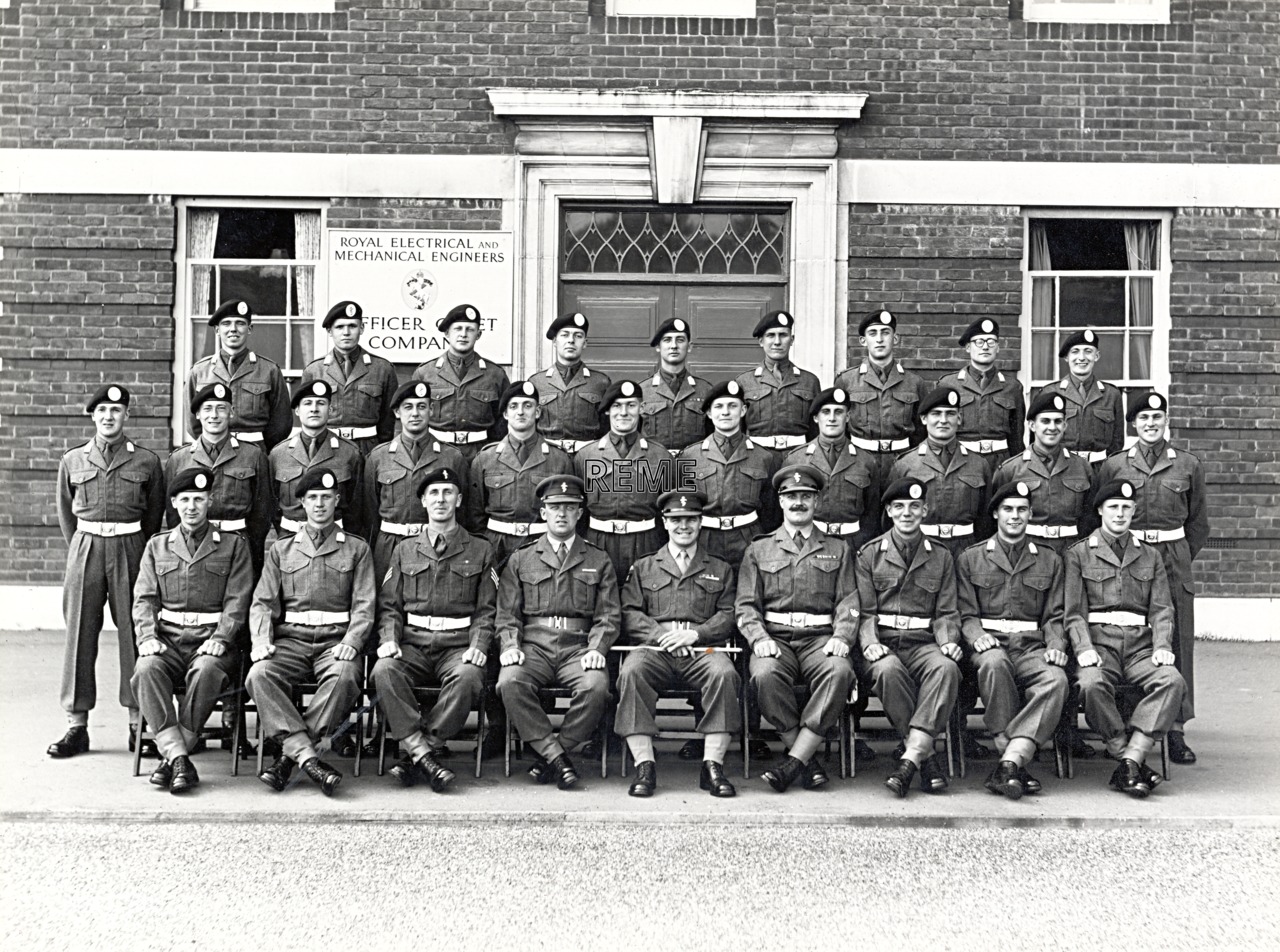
[[969, 339, 999, 349]]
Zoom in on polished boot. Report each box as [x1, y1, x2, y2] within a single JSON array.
[[301, 757, 342, 797], [628, 760, 657, 797], [1109, 758, 1151, 799], [963, 732, 993, 761], [415, 752, 456, 793], [802, 757, 829, 790], [128, 724, 159, 759], [47, 726, 90, 759], [749, 737, 772, 761], [1167, 730, 1196, 765], [149, 760, 173, 787], [551, 753, 579, 790], [699, 761, 736, 798], [678, 739, 705, 760], [761, 755, 805, 793], [853, 740, 877, 764], [1137, 761, 1164, 791], [983, 760, 1023, 800], [329, 732, 357, 759], [527, 754, 555, 785], [258, 755, 296, 792], [388, 754, 418, 788], [918, 754, 949, 793], [884, 759, 916, 798], [1017, 766, 1042, 795], [169, 755, 199, 794]]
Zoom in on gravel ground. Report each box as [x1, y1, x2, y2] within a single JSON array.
[[3, 821, 1278, 952]]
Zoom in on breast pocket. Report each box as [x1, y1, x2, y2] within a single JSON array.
[[483, 471, 517, 508], [755, 557, 791, 603], [805, 556, 841, 601], [690, 574, 727, 618], [401, 560, 436, 602], [908, 571, 942, 606], [888, 389, 918, 428], [446, 560, 484, 603], [280, 557, 308, 600], [118, 469, 150, 509], [353, 383, 383, 418], [519, 562, 556, 614], [569, 567, 601, 614], [237, 381, 271, 420], [70, 469, 101, 509], [155, 556, 183, 603], [376, 465, 410, 508], [219, 467, 255, 510], [641, 573, 679, 616], [322, 552, 356, 593]]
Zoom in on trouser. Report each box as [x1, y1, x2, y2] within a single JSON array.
[[973, 643, 1069, 747], [582, 525, 665, 589], [131, 630, 239, 736], [1148, 537, 1196, 722], [61, 530, 146, 713], [749, 634, 855, 736], [1076, 632, 1185, 742], [496, 640, 608, 753], [245, 631, 363, 759], [371, 643, 484, 746], [697, 525, 756, 566], [480, 527, 541, 568], [862, 634, 961, 738], [613, 649, 741, 737]]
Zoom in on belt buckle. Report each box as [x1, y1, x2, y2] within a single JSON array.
[[1045, 526, 1060, 538], [429, 617, 444, 631], [612, 520, 628, 534], [719, 516, 733, 530], [895, 615, 908, 630], [979, 440, 992, 453], [939, 525, 953, 539], [1142, 530, 1158, 543], [789, 612, 807, 628], [829, 523, 843, 535], [182, 612, 199, 627], [514, 523, 529, 536], [878, 440, 892, 453], [550, 616, 566, 630], [101, 523, 117, 536], [456, 431, 468, 443], [337, 427, 351, 439]]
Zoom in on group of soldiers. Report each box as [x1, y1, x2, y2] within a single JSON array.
[[48, 297, 1207, 802]]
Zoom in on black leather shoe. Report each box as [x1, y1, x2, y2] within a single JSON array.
[[580, 738, 601, 760], [963, 732, 993, 761], [149, 760, 173, 787], [919, 754, 949, 793], [415, 752, 456, 793], [1070, 734, 1099, 759], [169, 755, 199, 794], [678, 739, 705, 760], [984, 760, 1023, 800], [891, 741, 906, 761], [699, 761, 736, 798], [884, 759, 916, 798], [802, 757, 829, 790], [301, 757, 342, 796], [258, 755, 296, 792], [528, 754, 555, 785], [628, 760, 657, 797], [1017, 766, 1043, 795], [329, 733, 357, 758], [761, 755, 805, 793], [128, 724, 159, 759], [551, 753, 579, 790], [1137, 761, 1164, 791], [47, 726, 90, 759], [1167, 730, 1196, 764], [388, 755, 418, 787], [364, 736, 400, 760], [853, 740, 877, 765], [1109, 758, 1151, 799], [749, 738, 772, 761]]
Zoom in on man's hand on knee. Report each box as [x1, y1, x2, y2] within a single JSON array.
[[753, 639, 780, 659], [822, 638, 850, 659], [939, 642, 963, 663], [1044, 649, 1068, 667], [331, 643, 357, 662], [138, 639, 165, 657], [250, 643, 276, 663], [500, 647, 525, 667], [463, 648, 487, 667], [862, 643, 888, 663], [1152, 649, 1175, 667], [973, 634, 998, 653], [1077, 649, 1101, 668], [377, 641, 402, 660], [580, 650, 606, 671], [195, 640, 226, 658]]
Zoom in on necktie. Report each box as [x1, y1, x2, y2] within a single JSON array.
[[305, 437, 316, 460], [675, 550, 689, 575], [825, 442, 842, 467], [433, 534, 446, 554], [557, 542, 569, 566], [939, 444, 954, 469], [407, 439, 422, 464], [103, 442, 116, 466], [513, 439, 529, 465]]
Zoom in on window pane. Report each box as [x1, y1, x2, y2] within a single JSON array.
[[250, 322, 287, 367], [1031, 276, 1054, 327], [1088, 332, 1125, 380], [1129, 331, 1153, 381], [191, 320, 214, 364], [1059, 277, 1126, 328], [1035, 218, 1128, 270], [218, 265, 289, 316], [290, 322, 316, 372], [213, 208, 297, 259], [190, 264, 214, 316], [1032, 331, 1057, 380]]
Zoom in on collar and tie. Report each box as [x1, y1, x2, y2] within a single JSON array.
[[929, 439, 955, 469]]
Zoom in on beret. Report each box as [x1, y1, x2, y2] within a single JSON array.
[[546, 312, 589, 340], [882, 477, 927, 507], [857, 308, 897, 336], [1093, 479, 1136, 509], [958, 318, 1000, 347], [1059, 329, 1101, 358], [86, 384, 130, 413], [437, 303, 481, 333], [702, 379, 746, 413], [415, 466, 464, 497], [809, 386, 850, 417], [1027, 390, 1068, 420], [209, 300, 252, 327], [169, 467, 214, 497], [192, 382, 233, 413], [296, 468, 339, 496], [601, 379, 643, 411], [1126, 391, 1168, 423], [392, 380, 431, 408], [752, 309, 794, 338], [989, 480, 1033, 514], [649, 317, 691, 348], [918, 386, 961, 416], [291, 379, 333, 409], [773, 464, 825, 494], [322, 301, 362, 329], [499, 379, 539, 409]]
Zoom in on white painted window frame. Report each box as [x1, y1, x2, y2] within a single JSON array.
[[1023, 0, 1170, 24], [184, 0, 336, 13], [608, 0, 756, 16]]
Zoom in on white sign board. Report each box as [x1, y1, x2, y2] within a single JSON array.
[[327, 230, 514, 363]]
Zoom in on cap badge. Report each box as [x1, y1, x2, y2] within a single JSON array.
[[442, 469, 450, 480], [909, 484, 923, 499], [465, 306, 476, 319], [679, 496, 688, 507], [1052, 395, 1064, 410], [572, 313, 585, 326], [414, 383, 427, 398], [1084, 330, 1097, 344], [236, 302, 248, 316], [194, 474, 208, 490], [833, 388, 846, 402], [315, 382, 328, 396], [727, 381, 740, 395], [1016, 481, 1029, 496], [879, 310, 891, 323], [345, 304, 357, 318], [214, 384, 227, 399], [778, 313, 790, 326], [107, 386, 122, 402], [673, 319, 686, 332], [1148, 394, 1161, 408], [792, 472, 803, 484], [981, 320, 995, 333], [1121, 482, 1133, 498], [621, 382, 635, 396], [521, 382, 535, 396], [947, 391, 959, 406], [561, 482, 568, 494], [322, 473, 335, 489]]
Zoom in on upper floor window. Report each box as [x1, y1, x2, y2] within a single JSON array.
[[608, 0, 756, 15], [184, 1, 335, 12], [1022, 0, 1169, 24]]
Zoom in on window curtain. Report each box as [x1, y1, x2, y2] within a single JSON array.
[[1124, 222, 1158, 380], [1028, 221, 1056, 377], [294, 211, 322, 365], [188, 208, 220, 359]]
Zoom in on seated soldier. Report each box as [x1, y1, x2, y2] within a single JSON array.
[[737, 464, 859, 793], [955, 480, 1070, 800], [856, 477, 962, 798], [615, 490, 739, 799], [1064, 479, 1186, 798], [372, 466, 498, 793], [131, 467, 253, 794], [495, 475, 621, 789], [246, 468, 376, 796]]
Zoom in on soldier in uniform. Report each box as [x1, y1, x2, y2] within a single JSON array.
[[48, 384, 166, 760], [363, 381, 465, 579], [782, 386, 876, 553], [937, 318, 1025, 467], [412, 303, 511, 467], [995, 390, 1097, 555], [735, 309, 821, 456], [269, 379, 365, 540], [130, 467, 253, 794], [575, 379, 675, 583], [834, 308, 929, 506], [955, 480, 1070, 800], [855, 477, 963, 798], [299, 300, 399, 455], [495, 475, 621, 789], [1098, 392, 1208, 764], [615, 490, 739, 799], [165, 382, 272, 575], [247, 468, 376, 796], [530, 312, 612, 454], [639, 317, 712, 454], [467, 380, 574, 566], [1032, 329, 1125, 466], [737, 465, 859, 793], [1064, 479, 1185, 798], [680, 379, 781, 565], [372, 466, 498, 793], [186, 300, 291, 450]]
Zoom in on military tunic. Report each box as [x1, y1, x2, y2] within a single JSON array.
[[995, 447, 1097, 553], [615, 546, 740, 738], [781, 438, 876, 552], [639, 367, 712, 454], [574, 434, 675, 583], [466, 435, 573, 565], [679, 434, 780, 564], [1064, 530, 1185, 741], [1031, 376, 1124, 464], [164, 436, 273, 573], [956, 538, 1069, 747], [889, 441, 995, 556], [269, 430, 366, 538], [57, 437, 166, 714], [936, 365, 1025, 464], [833, 359, 928, 501], [362, 435, 466, 579], [186, 350, 291, 449], [735, 360, 821, 452], [412, 352, 511, 466], [300, 347, 400, 454], [530, 363, 612, 453]]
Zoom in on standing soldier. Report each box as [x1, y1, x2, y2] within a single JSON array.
[[735, 310, 821, 455], [1098, 392, 1208, 764], [165, 382, 272, 575], [495, 475, 621, 789], [856, 477, 963, 798], [363, 381, 465, 579], [955, 480, 1070, 800], [247, 468, 376, 796], [186, 300, 291, 450], [575, 379, 674, 583], [782, 387, 876, 553], [639, 317, 712, 454], [835, 308, 929, 506], [48, 384, 166, 760], [130, 467, 253, 794], [372, 466, 498, 793], [412, 303, 511, 467], [530, 312, 612, 455], [937, 318, 1025, 468], [269, 380, 365, 540], [615, 490, 740, 799], [1064, 479, 1185, 798], [996, 390, 1097, 555], [300, 300, 399, 455], [467, 380, 574, 566], [1032, 329, 1125, 466]]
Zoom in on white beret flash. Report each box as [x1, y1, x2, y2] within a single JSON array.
[[1121, 482, 1133, 498], [345, 303, 357, 318], [1016, 481, 1029, 496], [1052, 395, 1064, 411], [834, 388, 847, 402], [521, 381, 535, 396], [910, 484, 923, 499], [727, 381, 741, 395], [415, 383, 427, 398], [466, 306, 476, 319], [107, 386, 122, 402], [981, 319, 995, 333], [237, 302, 249, 316], [194, 473, 209, 490], [673, 319, 686, 332], [621, 381, 636, 397], [573, 313, 585, 327], [322, 473, 335, 489], [315, 382, 328, 396], [214, 384, 227, 399], [947, 390, 959, 406], [1148, 394, 1161, 408]]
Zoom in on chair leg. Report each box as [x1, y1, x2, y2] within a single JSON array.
[[255, 707, 266, 778], [230, 688, 243, 777], [474, 688, 486, 780], [132, 714, 146, 778], [504, 716, 512, 778], [1159, 735, 1170, 781], [943, 723, 956, 779], [375, 711, 388, 777], [599, 713, 609, 780], [953, 706, 966, 779]]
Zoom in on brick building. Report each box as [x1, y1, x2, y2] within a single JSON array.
[[1, 0, 1276, 623]]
